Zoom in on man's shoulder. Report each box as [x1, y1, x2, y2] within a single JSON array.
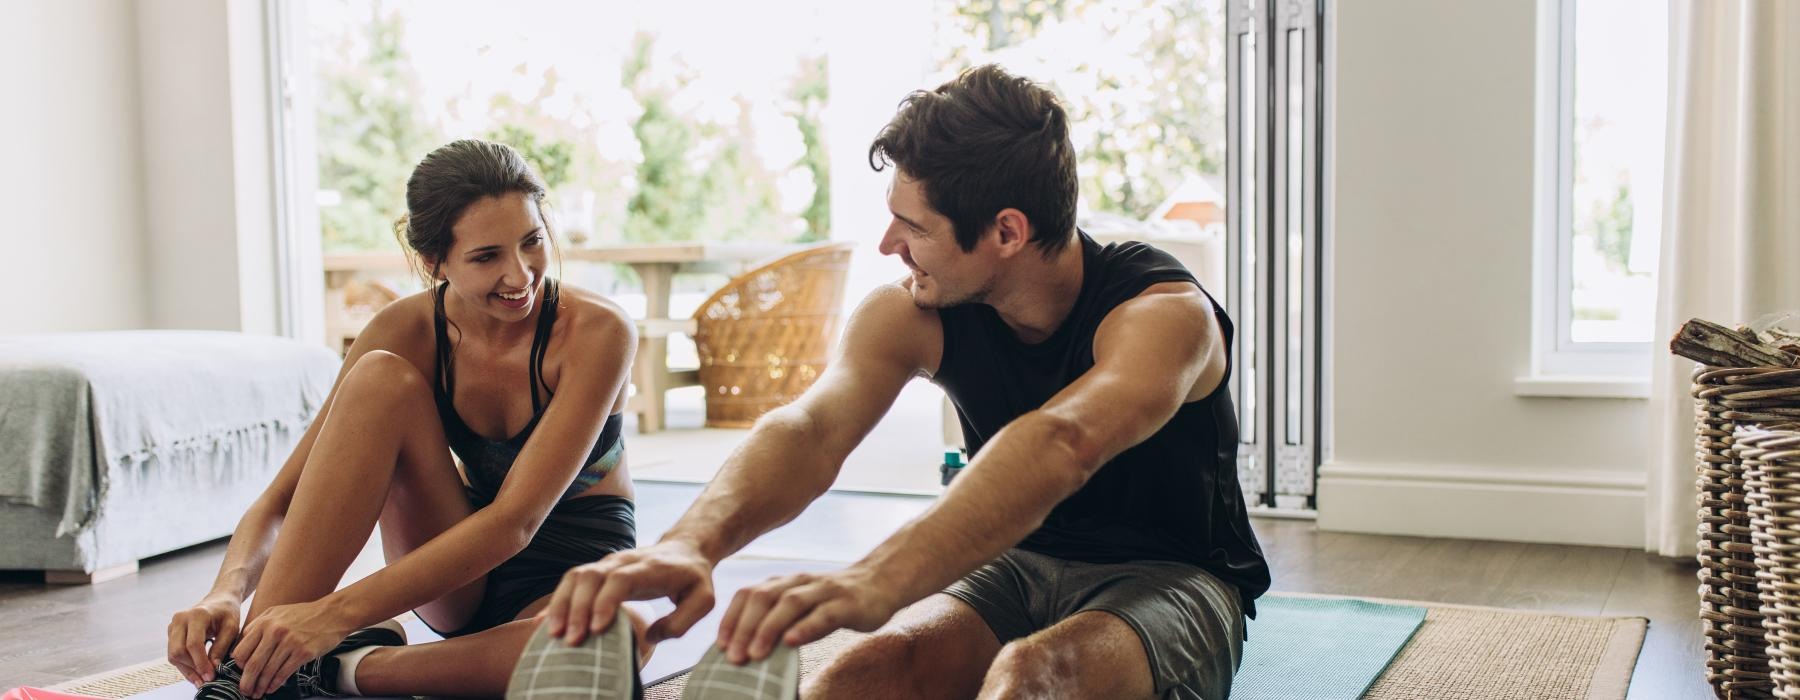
[[858, 280, 939, 326], [845, 281, 943, 375]]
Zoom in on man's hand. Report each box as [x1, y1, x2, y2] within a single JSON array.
[[166, 594, 243, 686], [717, 567, 901, 664], [233, 600, 353, 698], [543, 539, 717, 646]]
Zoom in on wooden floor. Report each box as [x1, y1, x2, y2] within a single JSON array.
[[0, 481, 1709, 698]]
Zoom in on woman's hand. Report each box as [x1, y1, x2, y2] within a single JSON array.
[[232, 600, 354, 698], [167, 594, 243, 686]]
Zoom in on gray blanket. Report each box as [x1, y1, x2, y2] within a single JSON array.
[[0, 331, 340, 536]]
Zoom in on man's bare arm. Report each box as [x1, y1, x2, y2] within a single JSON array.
[[546, 283, 938, 644], [855, 284, 1225, 605], [717, 284, 1232, 657], [661, 284, 936, 562]]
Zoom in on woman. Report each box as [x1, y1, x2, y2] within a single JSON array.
[[166, 140, 648, 699]]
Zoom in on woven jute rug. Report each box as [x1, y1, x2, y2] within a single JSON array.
[[50, 660, 185, 699], [48, 595, 1646, 700], [1349, 599, 1645, 700]]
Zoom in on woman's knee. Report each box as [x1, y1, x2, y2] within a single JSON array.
[[339, 350, 433, 408]]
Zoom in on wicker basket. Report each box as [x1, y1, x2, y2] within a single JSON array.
[[1746, 427, 1800, 698], [1696, 366, 1800, 697], [693, 243, 854, 428]]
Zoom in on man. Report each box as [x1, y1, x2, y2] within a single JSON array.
[[531, 64, 1269, 699]]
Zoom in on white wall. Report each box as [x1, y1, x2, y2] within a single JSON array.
[[0, 0, 279, 335], [136, 0, 280, 334], [1317, 0, 1649, 547], [0, 0, 149, 332]]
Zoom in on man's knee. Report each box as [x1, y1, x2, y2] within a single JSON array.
[[806, 633, 919, 695], [984, 638, 1068, 694]]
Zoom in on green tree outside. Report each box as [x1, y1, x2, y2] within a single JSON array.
[[314, 1, 443, 253], [315, 13, 830, 253], [936, 0, 1225, 219]]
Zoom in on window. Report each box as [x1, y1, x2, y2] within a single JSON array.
[[272, 1, 1322, 498], [304, 0, 831, 258], [1530, 0, 1668, 382], [281, 0, 1231, 322], [927, 0, 1228, 243]]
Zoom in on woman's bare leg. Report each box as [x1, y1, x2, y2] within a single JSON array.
[[245, 350, 482, 628]]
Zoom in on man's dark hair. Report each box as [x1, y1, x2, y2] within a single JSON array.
[[868, 64, 1079, 256]]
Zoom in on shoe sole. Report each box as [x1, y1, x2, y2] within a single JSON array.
[[678, 644, 799, 700], [506, 615, 640, 700]]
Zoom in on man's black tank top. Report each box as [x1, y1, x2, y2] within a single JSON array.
[[932, 231, 1271, 615]]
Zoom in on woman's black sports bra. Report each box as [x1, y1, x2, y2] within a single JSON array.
[[432, 278, 623, 502]]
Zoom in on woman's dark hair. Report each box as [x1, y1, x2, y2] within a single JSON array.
[[868, 64, 1078, 256], [394, 139, 559, 283]]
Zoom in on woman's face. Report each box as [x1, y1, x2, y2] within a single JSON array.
[[435, 192, 551, 323]]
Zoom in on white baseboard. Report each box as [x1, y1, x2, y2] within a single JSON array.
[[1315, 461, 1646, 548]]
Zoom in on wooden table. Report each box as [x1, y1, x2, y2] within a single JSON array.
[[567, 243, 796, 432], [323, 242, 797, 433]]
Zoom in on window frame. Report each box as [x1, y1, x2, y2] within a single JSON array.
[[1525, 0, 1652, 389], [266, 0, 325, 344]]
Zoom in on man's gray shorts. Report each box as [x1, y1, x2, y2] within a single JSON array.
[[943, 548, 1244, 700]]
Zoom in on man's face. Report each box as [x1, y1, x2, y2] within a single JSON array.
[[877, 173, 996, 309]]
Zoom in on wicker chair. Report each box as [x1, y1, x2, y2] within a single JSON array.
[[692, 242, 854, 428]]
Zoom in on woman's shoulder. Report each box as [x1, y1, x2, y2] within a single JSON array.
[[356, 289, 437, 354], [553, 282, 635, 344]]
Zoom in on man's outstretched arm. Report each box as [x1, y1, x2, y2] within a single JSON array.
[[719, 282, 1228, 662], [542, 284, 936, 644]]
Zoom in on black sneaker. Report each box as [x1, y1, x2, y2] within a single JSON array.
[[192, 619, 407, 700], [193, 657, 247, 700]]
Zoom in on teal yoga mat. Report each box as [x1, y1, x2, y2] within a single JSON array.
[[1233, 596, 1427, 699]]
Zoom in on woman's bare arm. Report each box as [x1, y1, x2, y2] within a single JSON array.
[[319, 299, 638, 628], [168, 298, 429, 682]]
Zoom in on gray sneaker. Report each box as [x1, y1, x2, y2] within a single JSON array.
[[678, 644, 799, 700], [506, 615, 641, 700]]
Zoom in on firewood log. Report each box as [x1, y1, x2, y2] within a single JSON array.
[[1670, 318, 1800, 368]]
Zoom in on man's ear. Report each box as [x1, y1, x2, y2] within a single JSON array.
[[992, 208, 1032, 257]]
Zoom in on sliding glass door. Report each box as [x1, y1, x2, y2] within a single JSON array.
[[1228, 0, 1325, 512]]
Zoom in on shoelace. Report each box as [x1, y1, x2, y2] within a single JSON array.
[[193, 659, 245, 700]]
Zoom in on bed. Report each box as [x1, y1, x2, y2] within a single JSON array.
[[0, 331, 339, 583]]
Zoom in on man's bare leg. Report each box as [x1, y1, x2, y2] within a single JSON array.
[[976, 610, 1157, 700], [803, 594, 1001, 700]]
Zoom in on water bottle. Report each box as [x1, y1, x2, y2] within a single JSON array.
[[940, 449, 966, 486]]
